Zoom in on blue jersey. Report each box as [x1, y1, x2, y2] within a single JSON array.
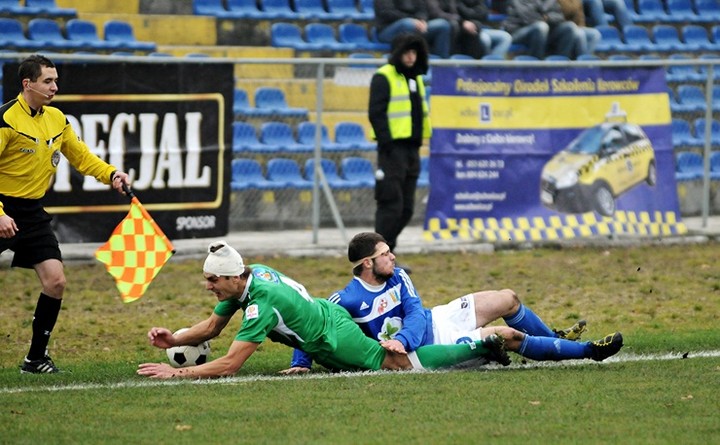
[[291, 267, 433, 368]]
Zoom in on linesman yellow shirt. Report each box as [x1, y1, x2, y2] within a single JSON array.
[[0, 93, 116, 216]]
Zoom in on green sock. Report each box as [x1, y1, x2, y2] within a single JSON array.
[[410, 340, 490, 369]]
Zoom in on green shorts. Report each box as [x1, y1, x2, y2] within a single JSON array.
[[311, 302, 386, 371]]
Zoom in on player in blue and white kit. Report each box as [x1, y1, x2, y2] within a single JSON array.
[[283, 232, 623, 373]]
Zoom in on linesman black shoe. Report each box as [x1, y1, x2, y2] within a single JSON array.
[[20, 355, 61, 374], [554, 319, 588, 341], [481, 334, 512, 367], [589, 332, 624, 362]]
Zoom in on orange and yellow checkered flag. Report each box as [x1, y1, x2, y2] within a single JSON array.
[[95, 195, 175, 303]]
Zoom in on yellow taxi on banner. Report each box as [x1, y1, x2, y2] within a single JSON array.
[[540, 104, 656, 217]]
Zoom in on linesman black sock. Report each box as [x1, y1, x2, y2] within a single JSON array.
[[27, 293, 62, 361]]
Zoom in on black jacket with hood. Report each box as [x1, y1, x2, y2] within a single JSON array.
[[368, 33, 429, 148]]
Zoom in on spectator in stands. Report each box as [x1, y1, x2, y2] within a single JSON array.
[[373, 0, 452, 58], [503, 0, 577, 59], [582, 0, 633, 29], [368, 34, 430, 271], [427, 0, 513, 59], [558, 0, 601, 58]]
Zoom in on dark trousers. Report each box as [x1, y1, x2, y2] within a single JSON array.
[[374, 143, 421, 251]]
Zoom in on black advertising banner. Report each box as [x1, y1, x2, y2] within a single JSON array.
[[3, 61, 233, 242]]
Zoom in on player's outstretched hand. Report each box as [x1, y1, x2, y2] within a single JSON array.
[[147, 327, 175, 349], [380, 339, 407, 354], [278, 366, 311, 375], [137, 362, 176, 379]]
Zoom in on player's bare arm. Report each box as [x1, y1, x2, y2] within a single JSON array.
[[0, 214, 18, 238], [138, 340, 260, 379]]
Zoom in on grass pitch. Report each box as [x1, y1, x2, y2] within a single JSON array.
[[1, 241, 719, 444]]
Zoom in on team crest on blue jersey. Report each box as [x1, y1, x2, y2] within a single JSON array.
[[252, 266, 280, 283], [51, 150, 60, 167]]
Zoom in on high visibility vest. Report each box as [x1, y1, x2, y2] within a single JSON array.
[[372, 64, 431, 141]]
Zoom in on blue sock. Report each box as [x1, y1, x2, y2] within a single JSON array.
[[503, 304, 556, 337], [518, 335, 591, 361]]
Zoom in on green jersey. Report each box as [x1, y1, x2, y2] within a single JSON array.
[[213, 264, 385, 370]]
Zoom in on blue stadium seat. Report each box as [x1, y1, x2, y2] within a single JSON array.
[[681, 25, 720, 52], [233, 122, 276, 153], [104, 20, 156, 52], [664, 0, 698, 22], [651, 24, 687, 52], [334, 121, 376, 151], [66, 19, 123, 51], [0, 18, 45, 50], [666, 54, 705, 83], [545, 55, 570, 61], [230, 158, 278, 190], [634, 0, 671, 22], [260, 0, 298, 19], [623, 0, 642, 21], [418, 156, 430, 188], [25, 0, 76, 17], [608, 54, 633, 61], [148, 51, 173, 57], [671, 118, 703, 147], [698, 53, 720, 80], [0, 0, 37, 15], [357, 0, 375, 20], [594, 25, 626, 52], [294, 0, 335, 20], [694, 0, 720, 22], [327, 0, 365, 21], [192, 0, 233, 17], [267, 158, 313, 188], [694, 118, 720, 145], [27, 18, 84, 50], [340, 156, 375, 187], [675, 151, 704, 181], [304, 158, 363, 189], [260, 121, 312, 153], [339, 23, 390, 51], [623, 25, 655, 52], [675, 85, 707, 113], [305, 23, 355, 51], [226, 0, 268, 19], [297, 121, 343, 151], [233, 88, 271, 118], [710, 151, 720, 179], [254, 87, 309, 118], [712, 86, 720, 111], [271, 22, 321, 50], [576, 54, 601, 61]]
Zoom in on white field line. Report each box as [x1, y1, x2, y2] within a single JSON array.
[[2, 350, 720, 395]]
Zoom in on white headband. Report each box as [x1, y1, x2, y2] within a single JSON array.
[[203, 240, 245, 276]]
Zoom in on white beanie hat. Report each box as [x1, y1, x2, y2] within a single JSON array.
[[203, 240, 245, 276]]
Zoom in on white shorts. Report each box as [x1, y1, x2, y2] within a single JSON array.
[[430, 293, 484, 345]]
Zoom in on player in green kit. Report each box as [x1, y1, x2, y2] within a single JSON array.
[[137, 241, 510, 379]]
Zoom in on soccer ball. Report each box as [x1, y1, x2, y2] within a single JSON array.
[[165, 328, 211, 368]]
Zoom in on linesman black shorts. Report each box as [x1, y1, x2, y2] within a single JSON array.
[[0, 195, 61, 269]]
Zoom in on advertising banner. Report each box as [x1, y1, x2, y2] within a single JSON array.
[[3, 61, 233, 242], [424, 65, 687, 242]]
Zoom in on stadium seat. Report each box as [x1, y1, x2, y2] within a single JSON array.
[[698, 53, 720, 80], [622, 25, 655, 52], [712, 86, 720, 111], [233, 88, 271, 118], [576, 54, 601, 61], [226, 0, 268, 19], [666, 54, 704, 83], [305, 23, 355, 52], [675, 151, 704, 181], [710, 151, 720, 179], [254, 87, 308, 118], [297, 121, 343, 151], [294, 0, 335, 20], [675, 85, 707, 113], [104, 20, 156, 52], [651, 25, 687, 52], [25, 0, 76, 17], [232, 122, 276, 153], [694, 0, 720, 22], [334, 121, 376, 151], [66, 19, 124, 51], [260, 0, 298, 20], [608, 54, 633, 61], [327, 0, 365, 21], [266, 158, 313, 188], [148, 51, 172, 57], [593, 25, 626, 52], [665, 0, 698, 22], [357, 0, 375, 20], [304, 158, 363, 188], [27, 18, 84, 50], [623, 0, 642, 21], [0, 18, 45, 50], [545, 55, 570, 61], [230, 158, 278, 190], [339, 23, 390, 51], [192, 0, 233, 17], [634, 0, 671, 22], [340, 156, 375, 187], [260, 121, 312, 153], [671, 118, 703, 147], [694, 118, 720, 145], [0, 0, 37, 15], [271, 22, 321, 50], [417, 156, 430, 188], [681, 25, 720, 52]]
